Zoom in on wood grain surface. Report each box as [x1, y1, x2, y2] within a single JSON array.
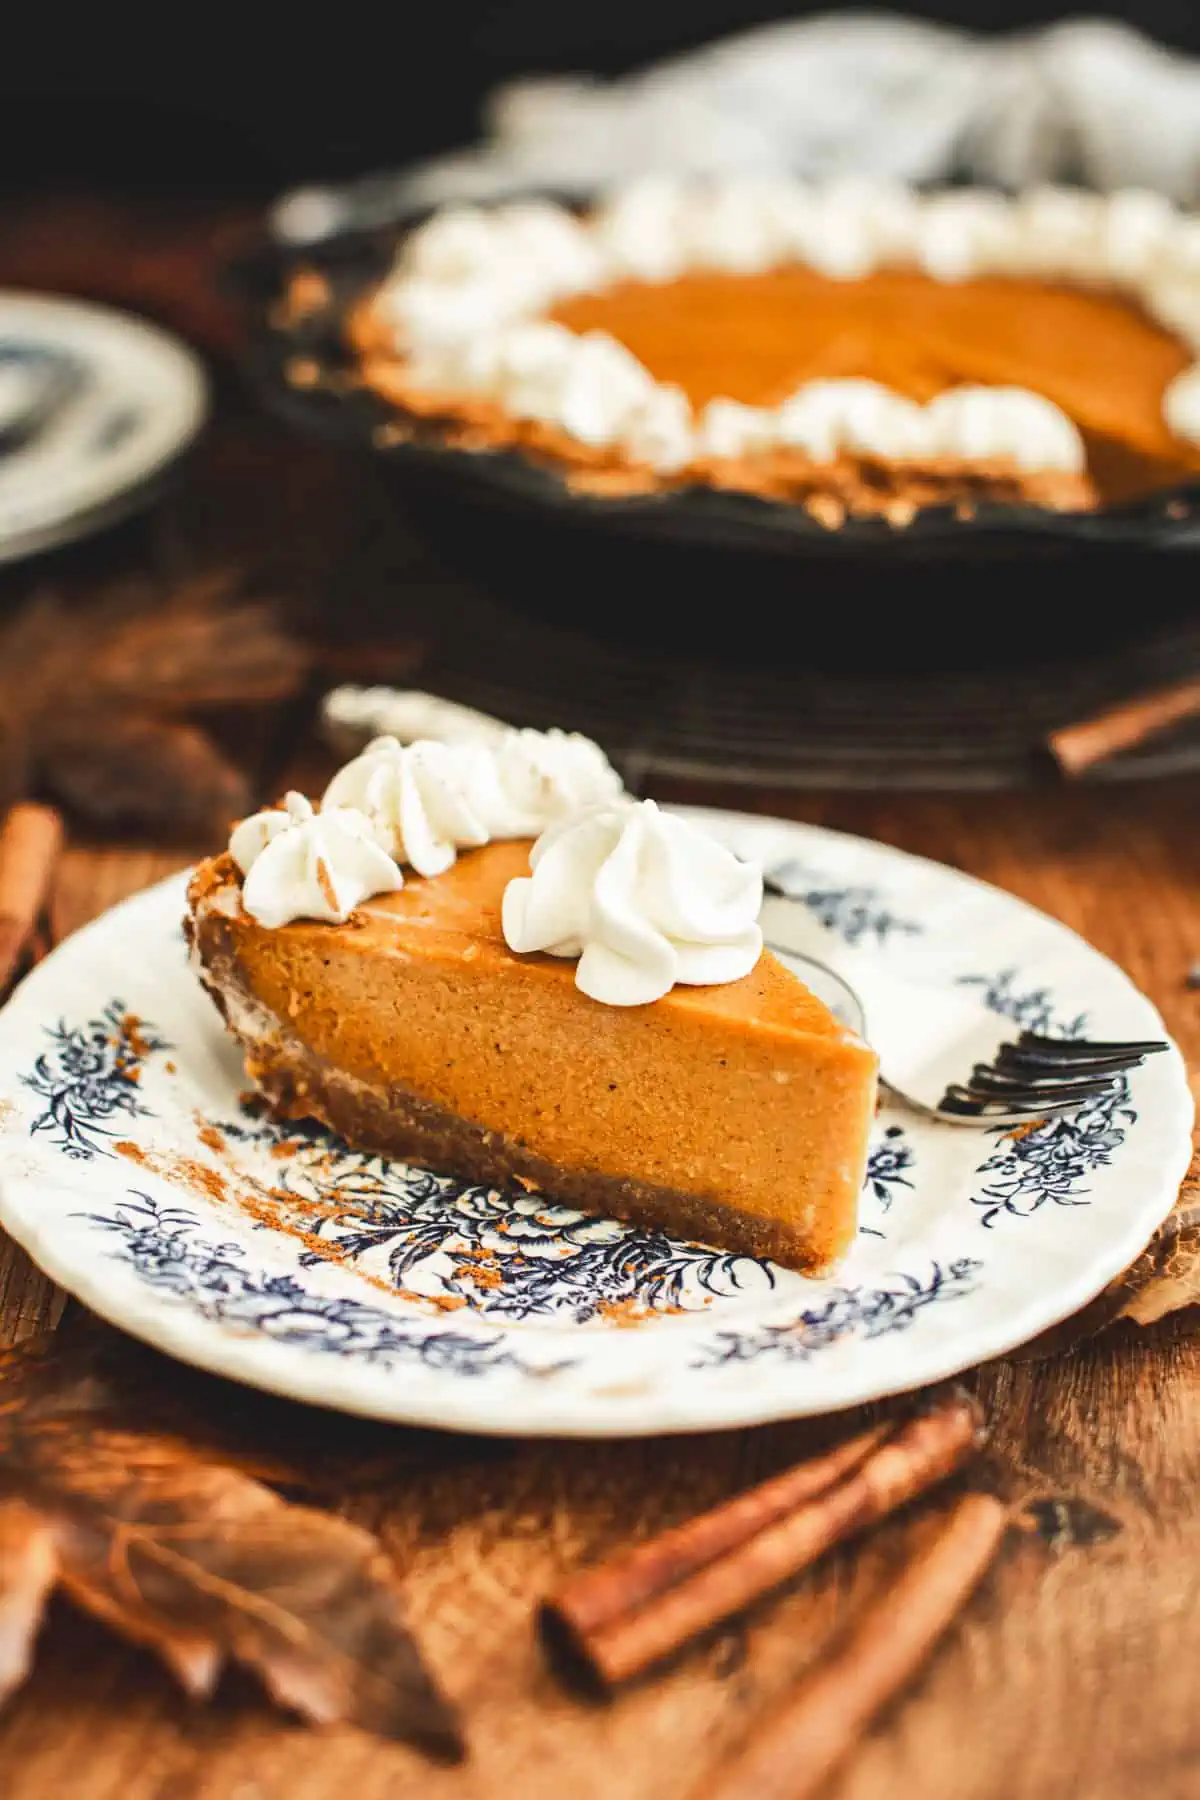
[[0, 194, 1197, 1800]]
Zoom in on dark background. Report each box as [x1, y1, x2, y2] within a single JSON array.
[[2, 3, 1198, 190]]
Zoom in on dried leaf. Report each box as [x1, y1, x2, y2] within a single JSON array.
[[83, 580, 312, 711], [37, 714, 251, 838], [0, 592, 80, 722], [2, 1315, 493, 1498], [0, 1325, 463, 1757], [1111, 1147, 1200, 1326], [0, 596, 78, 807], [1016, 1146, 1200, 1358], [0, 571, 312, 835]]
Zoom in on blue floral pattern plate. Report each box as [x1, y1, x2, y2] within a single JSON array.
[[0, 810, 1191, 1437], [0, 293, 208, 565]]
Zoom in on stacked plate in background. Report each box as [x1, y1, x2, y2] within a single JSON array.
[[0, 292, 208, 566]]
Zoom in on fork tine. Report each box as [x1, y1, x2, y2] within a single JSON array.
[[969, 1064, 1128, 1097], [994, 1044, 1146, 1079], [960, 1069, 1122, 1106], [939, 1084, 1117, 1118], [1015, 1033, 1168, 1061]]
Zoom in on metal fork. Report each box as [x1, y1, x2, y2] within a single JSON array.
[[761, 878, 1170, 1129]]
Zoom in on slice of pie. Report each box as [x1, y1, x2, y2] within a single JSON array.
[[187, 833, 878, 1273], [341, 178, 1200, 523]]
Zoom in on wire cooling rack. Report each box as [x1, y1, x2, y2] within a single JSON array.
[[333, 511, 1200, 791]]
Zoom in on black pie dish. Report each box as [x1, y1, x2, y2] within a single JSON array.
[[229, 214, 1200, 659]]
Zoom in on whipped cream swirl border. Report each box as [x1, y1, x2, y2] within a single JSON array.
[[368, 178, 1200, 475], [222, 727, 626, 928]]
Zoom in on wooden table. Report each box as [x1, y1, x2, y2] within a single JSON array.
[[0, 196, 1198, 1800]]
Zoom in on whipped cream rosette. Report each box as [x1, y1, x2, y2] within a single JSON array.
[[322, 729, 623, 873], [502, 798, 763, 1005], [230, 792, 403, 928], [322, 737, 490, 878]]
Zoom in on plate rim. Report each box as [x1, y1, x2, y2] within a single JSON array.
[[0, 289, 209, 556], [0, 809, 1192, 1436]]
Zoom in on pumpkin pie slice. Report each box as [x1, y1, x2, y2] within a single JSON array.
[[187, 838, 878, 1273]]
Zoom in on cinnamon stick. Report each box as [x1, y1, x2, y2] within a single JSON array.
[[544, 1391, 984, 1688], [550, 1423, 890, 1646], [1048, 678, 1200, 777], [0, 804, 64, 994], [688, 1492, 1009, 1800]]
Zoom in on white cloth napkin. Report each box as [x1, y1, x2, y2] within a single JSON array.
[[272, 15, 1200, 244]]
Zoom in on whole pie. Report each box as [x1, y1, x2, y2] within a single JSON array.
[[341, 178, 1200, 524], [186, 735, 879, 1273]]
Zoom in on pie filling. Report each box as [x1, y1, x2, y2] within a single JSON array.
[[340, 180, 1200, 521], [193, 926, 859, 1271]]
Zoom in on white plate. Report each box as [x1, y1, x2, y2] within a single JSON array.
[[0, 810, 1190, 1436], [0, 292, 208, 563]]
